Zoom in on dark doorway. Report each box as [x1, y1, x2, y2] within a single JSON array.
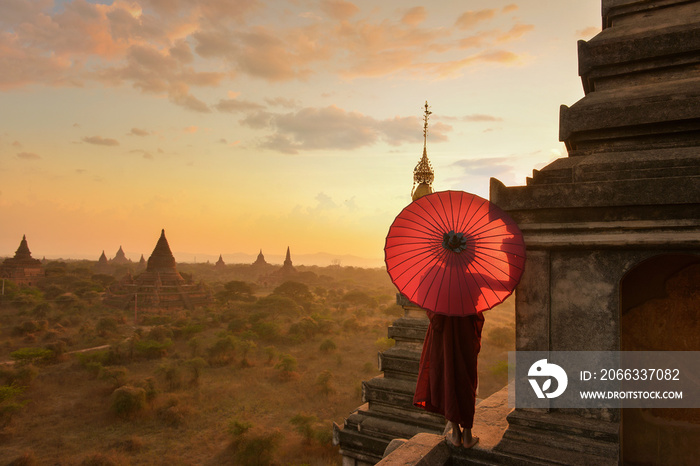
[[620, 254, 700, 465]]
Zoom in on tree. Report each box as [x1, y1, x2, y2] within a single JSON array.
[[315, 370, 335, 396], [290, 413, 318, 444], [273, 281, 312, 303], [217, 281, 255, 303], [274, 354, 297, 380]]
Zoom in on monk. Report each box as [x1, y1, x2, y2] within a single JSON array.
[[413, 310, 485, 448]]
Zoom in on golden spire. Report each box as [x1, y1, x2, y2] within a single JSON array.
[[411, 101, 435, 201]]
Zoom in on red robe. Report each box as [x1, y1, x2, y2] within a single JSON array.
[[413, 311, 485, 427]]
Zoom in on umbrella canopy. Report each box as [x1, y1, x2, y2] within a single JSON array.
[[385, 190, 525, 316]]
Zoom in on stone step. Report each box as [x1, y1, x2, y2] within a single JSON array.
[[388, 317, 429, 343], [333, 423, 387, 463], [506, 410, 619, 442], [378, 346, 421, 380], [494, 436, 617, 466], [451, 446, 556, 466], [356, 402, 446, 432], [501, 424, 618, 458], [344, 411, 442, 441], [362, 375, 416, 410]]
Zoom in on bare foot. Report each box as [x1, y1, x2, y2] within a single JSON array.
[[462, 433, 479, 449], [446, 422, 462, 447]]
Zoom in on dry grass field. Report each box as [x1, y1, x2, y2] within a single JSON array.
[[0, 262, 514, 465]]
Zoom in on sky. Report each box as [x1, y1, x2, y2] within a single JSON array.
[[0, 0, 602, 266]]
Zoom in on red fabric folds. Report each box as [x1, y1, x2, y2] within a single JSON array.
[[413, 311, 485, 427]]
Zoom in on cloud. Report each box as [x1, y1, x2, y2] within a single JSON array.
[[129, 149, 154, 159], [454, 9, 498, 30], [265, 97, 300, 108], [0, 0, 529, 104], [243, 105, 452, 154], [214, 98, 265, 113], [497, 23, 535, 43], [17, 151, 41, 160], [129, 128, 150, 136], [461, 114, 503, 122], [401, 7, 427, 26], [82, 136, 119, 146], [320, 0, 360, 21], [194, 25, 328, 82]]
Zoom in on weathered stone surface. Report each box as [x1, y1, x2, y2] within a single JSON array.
[[484, 0, 700, 464]]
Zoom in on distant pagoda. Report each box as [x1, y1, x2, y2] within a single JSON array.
[[94, 250, 111, 273], [0, 235, 44, 286], [252, 249, 269, 267], [111, 246, 131, 265], [104, 230, 211, 310], [215, 254, 226, 271], [280, 246, 296, 273]]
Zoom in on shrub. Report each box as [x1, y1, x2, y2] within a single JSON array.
[[173, 323, 204, 340], [275, 354, 297, 380], [158, 363, 183, 391], [99, 366, 129, 388], [342, 316, 361, 332], [290, 413, 318, 444], [134, 339, 172, 359], [227, 317, 247, 333], [110, 386, 146, 419], [0, 384, 27, 426], [319, 338, 336, 354], [238, 339, 256, 368], [342, 290, 377, 307], [289, 317, 318, 340], [228, 418, 252, 439], [96, 317, 119, 337], [185, 358, 207, 386], [146, 326, 173, 342], [206, 336, 236, 366], [315, 370, 335, 396], [263, 346, 277, 365], [490, 360, 510, 379], [251, 321, 279, 341], [233, 432, 281, 466], [10, 347, 53, 365], [375, 337, 395, 351], [382, 304, 405, 317]]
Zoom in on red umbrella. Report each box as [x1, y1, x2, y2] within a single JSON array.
[[385, 190, 525, 316]]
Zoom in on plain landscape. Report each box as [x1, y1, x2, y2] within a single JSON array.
[[0, 261, 514, 465]]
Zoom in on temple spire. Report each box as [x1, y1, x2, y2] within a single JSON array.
[[411, 101, 435, 201]]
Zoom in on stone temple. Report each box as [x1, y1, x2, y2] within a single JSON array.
[[0, 235, 44, 286], [104, 230, 212, 310], [350, 1, 700, 464]]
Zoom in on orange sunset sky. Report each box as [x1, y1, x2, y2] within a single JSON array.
[[0, 0, 601, 266]]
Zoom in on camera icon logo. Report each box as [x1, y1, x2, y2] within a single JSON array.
[[528, 359, 568, 399]]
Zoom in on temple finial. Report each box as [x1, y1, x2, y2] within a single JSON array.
[[412, 101, 435, 201], [423, 100, 432, 151]]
